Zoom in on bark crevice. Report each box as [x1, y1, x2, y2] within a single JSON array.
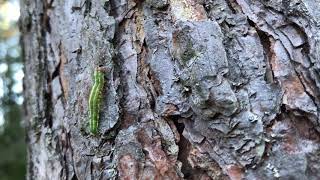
[[21, 0, 320, 179]]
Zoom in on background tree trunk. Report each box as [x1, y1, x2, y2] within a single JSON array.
[[21, 0, 320, 179]]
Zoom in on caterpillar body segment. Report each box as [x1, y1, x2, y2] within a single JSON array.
[[89, 67, 106, 135]]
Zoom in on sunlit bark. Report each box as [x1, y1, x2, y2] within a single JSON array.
[[21, 0, 320, 179]]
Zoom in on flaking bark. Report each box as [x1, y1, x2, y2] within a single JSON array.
[[21, 0, 320, 179]]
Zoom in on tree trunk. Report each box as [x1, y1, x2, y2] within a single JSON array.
[[21, 0, 320, 179]]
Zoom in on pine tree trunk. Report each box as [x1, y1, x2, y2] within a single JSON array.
[[21, 0, 320, 179]]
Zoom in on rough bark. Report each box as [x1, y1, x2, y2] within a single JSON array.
[[21, 0, 320, 179]]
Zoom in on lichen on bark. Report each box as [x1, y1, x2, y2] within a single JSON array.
[[22, 0, 320, 179]]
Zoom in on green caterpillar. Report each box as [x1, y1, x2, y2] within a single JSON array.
[[89, 67, 106, 134]]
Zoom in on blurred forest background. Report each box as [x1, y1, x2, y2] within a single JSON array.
[[0, 0, 25, 179]]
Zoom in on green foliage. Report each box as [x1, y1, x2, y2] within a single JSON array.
[[0, 0, 26, 179]]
